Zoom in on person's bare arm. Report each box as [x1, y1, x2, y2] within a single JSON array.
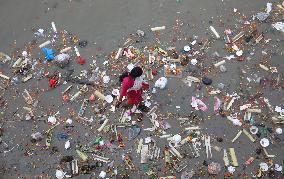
[[115, 95, 123, 107]]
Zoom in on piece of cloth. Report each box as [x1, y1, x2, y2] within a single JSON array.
[[120, 75, 149, 105]]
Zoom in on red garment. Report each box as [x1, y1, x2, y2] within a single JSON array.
[[120, 76, 149, 105]]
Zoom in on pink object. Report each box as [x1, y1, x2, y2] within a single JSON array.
[[105, 142, 112, 147], [191, 96, 208, 111], [244, 157, 254, 166], [240, 103, 252, 111], [214, 96, 221, 113], [224, 29, 232, 35], [89, 94, 96, 101], [123, 48, 135, 59]]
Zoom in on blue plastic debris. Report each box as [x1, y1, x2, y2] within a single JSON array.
[[42, 48, 54, 61]]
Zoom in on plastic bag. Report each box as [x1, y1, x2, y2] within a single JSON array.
[[54, 53, 70, 63], [256, 12, 269, 21], [272, 22, 284, 31], [56, 170, 66, 179], [214, 96, 221, 112], [154, 77, 167, 89], [191, 96, 208, 111]]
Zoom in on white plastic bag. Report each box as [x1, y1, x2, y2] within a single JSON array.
[[54, 53, 70, 63], [154, 77, 167, 89], [65, 140, 71, 149], [56, 170, 66, 179], [272, 22, 284, 31]]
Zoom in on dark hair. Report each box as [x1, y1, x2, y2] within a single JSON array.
[[119, 72, 129, 83], [130, 67, 143, 78], [119, 66, 143, 83]]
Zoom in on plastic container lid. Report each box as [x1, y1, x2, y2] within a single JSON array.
[[184, 45, 191, 52], [105, 95, 113, 103], [260, 138, 269, 147], [191, 59, 197, 65], [250, 126, 258, 134], [112, 89, 120, 96], [173, 134, 181, 143], [275, 128, 282, 134]]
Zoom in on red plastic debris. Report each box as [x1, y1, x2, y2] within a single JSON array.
[[49, 78, 58, 88], [62, 94, 69, 102], [152, 69, 158, 76], [76, 56, 85, 65]]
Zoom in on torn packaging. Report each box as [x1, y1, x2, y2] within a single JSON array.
[[141, 145, 149, 163]]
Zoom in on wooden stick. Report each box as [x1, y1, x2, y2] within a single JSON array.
[[209, 26, 220, 39], [94, 90, 106, 101], [214, 60, 226, 67], [263, 148, 275, 158], [39, 40, 51, 48], [115, 48, 122, 60], [223, 149, 229, 166], [259, 64, 269, 71], [232, 130, 242, 143], [97, 118, 109, 132], [247, 108, 261, 113], [137, 138, 143, 154], [229, 148, 238, 167], [0, 74, 10, 80], [243, 129, 255, 142], [151, 26, 166, 31], [60, 47, 72, 53], [226, 97, 235, 110]]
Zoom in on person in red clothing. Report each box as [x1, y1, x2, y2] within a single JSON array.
[[116, 66, 149, 114]]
